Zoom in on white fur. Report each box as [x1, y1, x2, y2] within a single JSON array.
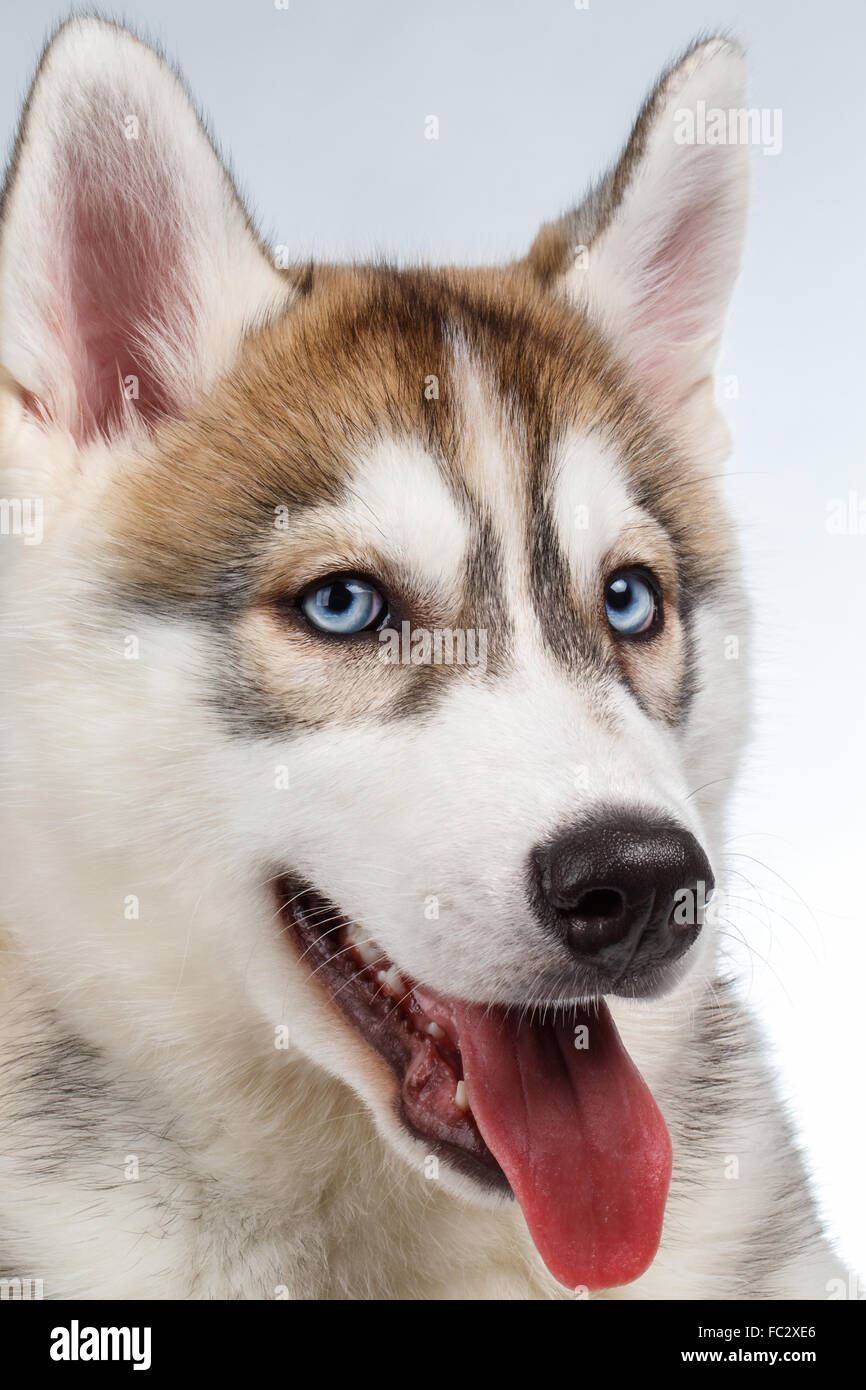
[[339, 438, 471, 593]]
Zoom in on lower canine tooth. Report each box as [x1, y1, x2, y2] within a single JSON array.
[[454, 1081, 469, 1111], [426, 1021, 445, 1040]]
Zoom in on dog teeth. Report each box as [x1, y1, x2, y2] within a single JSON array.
[[426, 1021, 445, 1040], [454, 1081, 469, 1111], [377, 965, 405, 996], [344, 922, 385, 968]]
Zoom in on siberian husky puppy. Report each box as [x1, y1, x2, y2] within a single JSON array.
[[0, 18, 845, 1299]]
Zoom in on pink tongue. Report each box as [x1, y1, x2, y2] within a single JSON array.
[[455, 999, 671, 1292]]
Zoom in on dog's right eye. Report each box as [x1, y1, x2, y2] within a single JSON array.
[[299, 575, 388, 635]]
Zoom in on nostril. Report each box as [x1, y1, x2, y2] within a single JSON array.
[[573, 887, 624, 922]]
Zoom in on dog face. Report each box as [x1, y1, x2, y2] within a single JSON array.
[[0, 21, 750, 1290]]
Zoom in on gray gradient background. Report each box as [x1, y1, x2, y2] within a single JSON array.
[[1, 0, 863, 1281]]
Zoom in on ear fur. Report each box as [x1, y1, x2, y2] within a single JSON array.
[[0, 17, 291, 443], [529, 38, 750, 417]]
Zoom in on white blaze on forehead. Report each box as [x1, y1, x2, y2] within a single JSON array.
[[446, 334, 522, 512], [443, 336, 531, 602], [340, 438, 470, 593], [550, 431, 649, 583]]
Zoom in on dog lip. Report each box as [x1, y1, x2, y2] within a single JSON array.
[[276, 876, 510, 1192]]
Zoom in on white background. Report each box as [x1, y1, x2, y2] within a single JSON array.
[[1, 0, 863, 1282]]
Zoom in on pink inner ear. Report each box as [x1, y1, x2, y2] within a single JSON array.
[[632, 186, 729, 383], [53, 95, 194, 443]]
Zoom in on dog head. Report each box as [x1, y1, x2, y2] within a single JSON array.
[[0, 20, 750, 1290]]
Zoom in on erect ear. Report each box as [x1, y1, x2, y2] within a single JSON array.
[[528, 38, 749, 415], [0, 18, 291, 444]]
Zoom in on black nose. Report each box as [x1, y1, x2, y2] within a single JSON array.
[[531, 814, 713, 990]]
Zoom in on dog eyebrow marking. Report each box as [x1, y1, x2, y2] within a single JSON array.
[[338, 437, 472, 598], [548, 432, 672, 585]]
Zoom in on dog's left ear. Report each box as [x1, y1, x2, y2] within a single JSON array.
[[528, 38, 749, 418]]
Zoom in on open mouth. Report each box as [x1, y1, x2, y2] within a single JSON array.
[[278, 876, 674, 1292], [277, 878, 504, 1189]]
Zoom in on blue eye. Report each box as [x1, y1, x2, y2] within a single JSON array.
[[604, 569, 658, 636], [300, 575, 387, 635]]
